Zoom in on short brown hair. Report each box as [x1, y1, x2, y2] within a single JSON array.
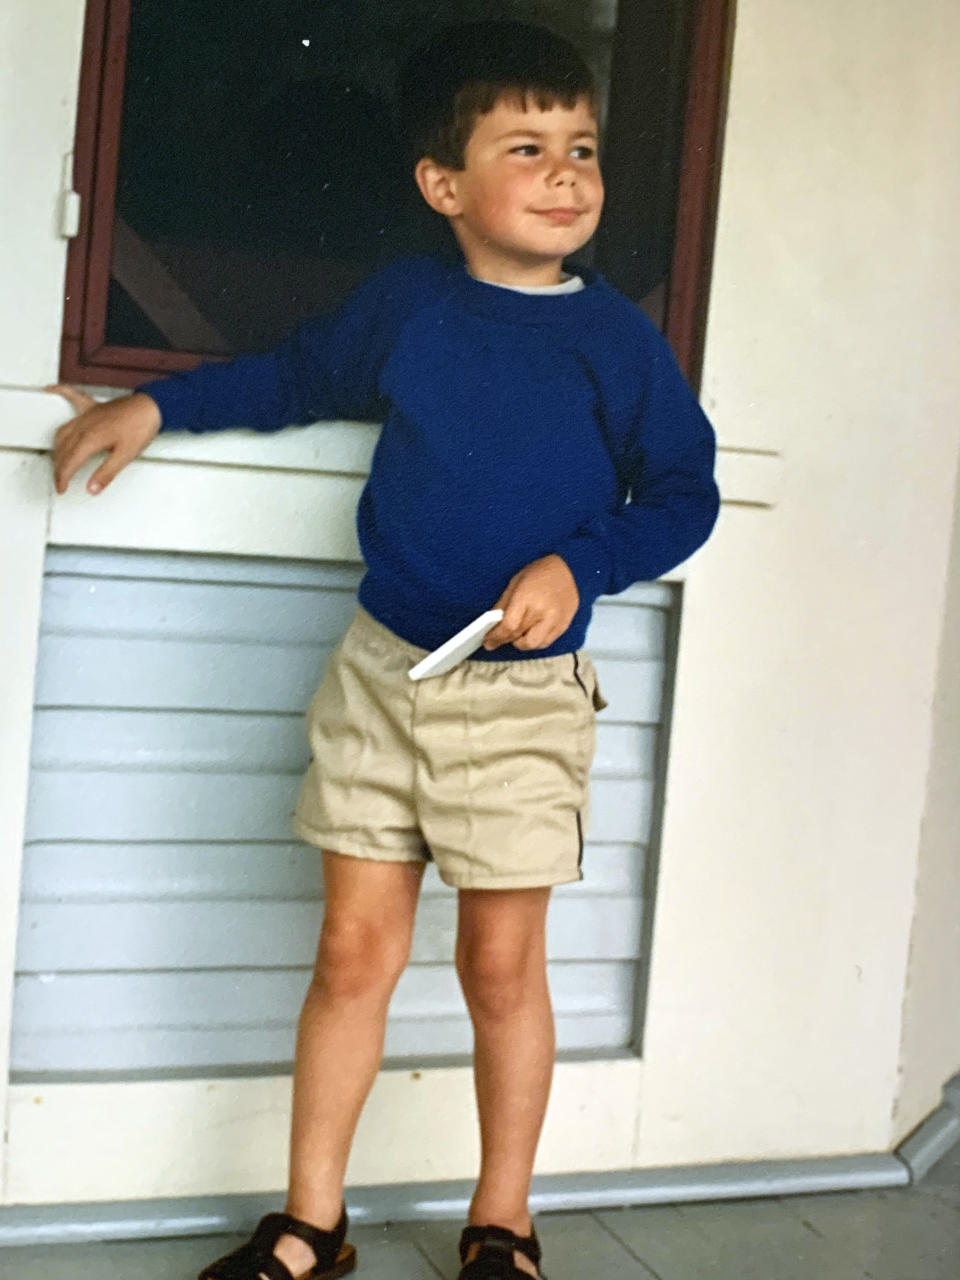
[[398, 21, 597, 170]]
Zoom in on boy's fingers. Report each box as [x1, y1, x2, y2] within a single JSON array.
[[484, 573, 523, 647], [514, 619, 554, 651], [54, 417, 91, 453], [88, 442, 138, 494], [46, 383, 98, 416], [52, 423, 77, 464], [53, 429, 110, 493], [486, 598, 535, 649], [484, 601, 518, 646], [483, 614, 516, 649], [505, 599, 535, 638], [491, 570, 522, 612]]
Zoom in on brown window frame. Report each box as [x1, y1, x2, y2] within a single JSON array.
[[61, 0, 734, 392]]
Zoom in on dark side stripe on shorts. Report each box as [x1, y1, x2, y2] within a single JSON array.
[[572, 653, 587, 876], [572, 651, 589, 700]]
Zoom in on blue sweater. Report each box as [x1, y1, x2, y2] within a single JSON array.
[[140, 256, 720, 659]]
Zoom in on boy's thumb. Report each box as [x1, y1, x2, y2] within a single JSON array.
[[491, 569, 523, 611], [47, 383, 98, 416]]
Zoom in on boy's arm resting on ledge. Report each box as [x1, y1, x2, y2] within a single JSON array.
[[138, 268, 395, 435], [554, 335, 721, 606]]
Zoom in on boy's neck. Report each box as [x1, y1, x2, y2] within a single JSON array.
[[460, 246, 566, 289]]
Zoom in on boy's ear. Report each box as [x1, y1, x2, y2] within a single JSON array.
[[414, 157, 464, 217]]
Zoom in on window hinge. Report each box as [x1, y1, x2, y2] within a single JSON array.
[[59, 151, 81, 239]]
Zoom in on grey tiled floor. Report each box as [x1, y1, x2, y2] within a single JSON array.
[[2, 1143, 958, 1278]]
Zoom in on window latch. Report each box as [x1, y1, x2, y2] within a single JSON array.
[[59, 152, 81, 239]]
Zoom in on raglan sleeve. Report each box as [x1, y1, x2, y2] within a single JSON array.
[[136, 261, 408, 434], [553, 314, 720, 607]]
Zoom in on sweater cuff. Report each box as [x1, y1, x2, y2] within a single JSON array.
[[553, 531, 611, 607], [136, 378, 189, 433]]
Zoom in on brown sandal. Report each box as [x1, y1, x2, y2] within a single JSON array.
[[457, 1223, 545, 1279], [197, 1206, 356, 1280]]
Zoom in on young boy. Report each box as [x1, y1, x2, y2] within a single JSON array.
[[50, 20, 719, 1280]]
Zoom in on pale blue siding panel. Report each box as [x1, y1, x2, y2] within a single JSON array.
[[11, 548, 676, 1077], [30, 713, 654, 779], [14, 964, 635, 1031], [586, 600, 667, 659], [41, 547, 366, 589], [12, 964, 635, 1071], [31, 710, 307, 772], [24, 772, 304, 843], [19, 840, 646, 901], [24, 773, 653, 846], [34, 641, 665, 719], [12, 1016, 636, 1074], [41, 577, 359, 644], [13, 962, 640, 1075], [33, 637, 335, 712], [15, 897, 643, 970]]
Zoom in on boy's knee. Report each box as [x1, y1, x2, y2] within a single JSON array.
[[455, 939, 542, 1019], [313, 916, 409, 999]]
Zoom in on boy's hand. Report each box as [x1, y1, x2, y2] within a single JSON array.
[[47, 385, 162, 496], [482, 554, 580, 651]]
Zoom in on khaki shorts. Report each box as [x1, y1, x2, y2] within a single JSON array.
[[293, 604, 607, 889]]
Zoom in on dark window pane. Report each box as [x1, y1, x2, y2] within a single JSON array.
[[108, 0, 694, 355]]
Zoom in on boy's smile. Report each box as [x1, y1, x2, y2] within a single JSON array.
[[415, 95, 604, 286]]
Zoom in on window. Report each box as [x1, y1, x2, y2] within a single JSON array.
[[61, 0, 732, 390]]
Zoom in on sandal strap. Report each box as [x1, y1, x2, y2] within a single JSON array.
[[253, 1208, 348, 1270], [199, 1207, 348, 1279], [458, 1223, 542, 1267]]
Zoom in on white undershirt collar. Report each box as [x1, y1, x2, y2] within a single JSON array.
[[469, 272, 585, 296]]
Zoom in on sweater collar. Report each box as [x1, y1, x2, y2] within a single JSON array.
[[445, 258, 609, 325]]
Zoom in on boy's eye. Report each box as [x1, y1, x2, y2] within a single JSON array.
[[508, 143, 597, 160]]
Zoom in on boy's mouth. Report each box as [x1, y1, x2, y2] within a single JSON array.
[[532, 207, 583, 225]]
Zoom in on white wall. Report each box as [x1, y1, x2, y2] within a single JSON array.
[[637, 0, 960, 1161], [894, 437, 960, 1135], [0, 1, 86, 385]]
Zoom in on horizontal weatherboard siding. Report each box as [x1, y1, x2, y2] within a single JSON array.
[[12, 549, 676, 1077]]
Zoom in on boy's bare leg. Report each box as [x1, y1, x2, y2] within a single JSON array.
[[455, 886, 554, 1279], [270, 850, 425, 1280]]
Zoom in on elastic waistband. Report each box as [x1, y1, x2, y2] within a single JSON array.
[[352, 603, 583, 672]]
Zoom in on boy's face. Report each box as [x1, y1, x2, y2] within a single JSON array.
[[417, 94, 604, 283]]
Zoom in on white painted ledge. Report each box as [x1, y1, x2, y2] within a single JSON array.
[[0, 386, 379, 477], [1, 385, 783, 507]]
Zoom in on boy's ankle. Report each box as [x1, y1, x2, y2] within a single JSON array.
[[467, 1206, 532, 1236], [282, 1200, 343, 1231]]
